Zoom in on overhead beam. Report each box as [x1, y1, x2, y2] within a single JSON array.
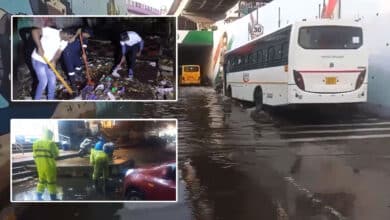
[[172, 0, 275, 22]]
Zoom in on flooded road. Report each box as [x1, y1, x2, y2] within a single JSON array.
[[138, 87, 390, 220], [7, 86, 390, 220], [12, 147, 175, 201]]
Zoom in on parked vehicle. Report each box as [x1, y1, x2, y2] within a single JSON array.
[[123, 162, 176, 201], [180, 65, 201, 85], [224, 20, 368, 110], [78, 138, 94, 157]]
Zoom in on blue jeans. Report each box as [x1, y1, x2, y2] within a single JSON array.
[[32, 59, 56, 100], [122, 41, 143, 76]]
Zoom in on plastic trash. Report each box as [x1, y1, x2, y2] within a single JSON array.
[[107, 92, 116, 100], [86, 94, 97, 100], [112, 70, 120, 78], [148, 61, 157, 67], [160, 80, 167, 86], [95, 84, 105, 91], [118, 87, 125, 95], [112, 66, 121, 78], [156, 87, 174, 100]]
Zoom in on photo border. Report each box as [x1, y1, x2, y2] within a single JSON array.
[[10, 15, 178, 102], [10, 118, 178, 203]]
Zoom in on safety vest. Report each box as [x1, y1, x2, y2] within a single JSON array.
[[33, 139, 58, 159]]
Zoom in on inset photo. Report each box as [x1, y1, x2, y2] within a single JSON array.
[[11, 15, 176, 101], [11, 119, 177, 202]]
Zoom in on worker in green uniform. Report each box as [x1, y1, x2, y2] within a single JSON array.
[[32, 128, 59, 200], [90, 141, 109, 191]]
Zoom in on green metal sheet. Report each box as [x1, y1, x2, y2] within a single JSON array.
[[182, 31, 213, 45]]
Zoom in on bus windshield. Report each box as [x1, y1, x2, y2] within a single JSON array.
[[184, 66, 199, 72], [298, 26, 363, 49]]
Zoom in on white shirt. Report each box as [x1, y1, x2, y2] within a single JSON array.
[[31, 27, 68, 63], [120, 31, 142, 47]]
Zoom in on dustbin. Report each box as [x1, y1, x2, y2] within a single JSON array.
[[61, 141, 70, 151]]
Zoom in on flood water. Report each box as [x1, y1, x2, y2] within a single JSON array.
[[7, 86, 390, 220]]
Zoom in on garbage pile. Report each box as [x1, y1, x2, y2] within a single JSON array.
[[14, 64, 35, 99], [75, 59, 175, 101], [14, 35, 175, 100]]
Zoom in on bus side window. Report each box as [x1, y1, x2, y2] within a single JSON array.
[[268, 46, 275, 65], [225, 58, 230, 73], [236, 56, 240, 70], [275, 44, 282, 61], [267, 46, 275, 67], [235, 56, 239, 71], [231, 57, 235, 72], [257, 50, 262, 67], [248, 53, 252, 65], [252, 51, 257, 65], [242, 55, 246, 70], [281, 42, 289, 63]]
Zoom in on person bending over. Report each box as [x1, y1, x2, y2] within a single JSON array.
[[31, 26, 80, 100]]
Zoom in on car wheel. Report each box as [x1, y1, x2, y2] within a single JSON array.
[[125, 188, 144, 200]]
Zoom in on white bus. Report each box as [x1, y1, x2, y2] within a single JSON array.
[[223, 19, 368, 110]]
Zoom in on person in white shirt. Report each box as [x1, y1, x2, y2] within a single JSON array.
[[112, 31, 144, 80], [31, 26, 80, 100]]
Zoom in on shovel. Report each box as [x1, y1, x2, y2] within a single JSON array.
[[80, 35, 94, 86], [79, 35, 95, 99]]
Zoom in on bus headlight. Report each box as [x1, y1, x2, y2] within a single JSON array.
[[293, 70, 305, 91], [355, 70, 366, 90]]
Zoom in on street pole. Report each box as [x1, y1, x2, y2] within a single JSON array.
[[238, 0, 241, 17], [257, 2, 259, 22], [318, 4, 321, 19], [278, 7, 281, 27], [322, 0, 325, 18], [338, 0, 341, 19]]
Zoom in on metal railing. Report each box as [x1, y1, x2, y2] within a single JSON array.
[[12, 143, 24, 155]]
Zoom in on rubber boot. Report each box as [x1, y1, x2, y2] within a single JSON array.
[[49, 194, 57, 200], [36, 192, 43, 201], [126, 69, 134, 81]]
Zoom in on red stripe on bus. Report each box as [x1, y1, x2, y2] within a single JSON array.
[[229, 81, 287, 84], [298, 70, 362, 73]]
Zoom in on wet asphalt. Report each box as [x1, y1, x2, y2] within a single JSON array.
[[7, 86, 390, 220], [12, 147, 176, 201], [140, 87, 390, 220]]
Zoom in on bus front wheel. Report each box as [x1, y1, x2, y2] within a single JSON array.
[[226, 86, 232, 98], [254, 87, 263, 111]]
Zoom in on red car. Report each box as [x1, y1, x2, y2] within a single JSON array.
[[123, 162, 176, 201]]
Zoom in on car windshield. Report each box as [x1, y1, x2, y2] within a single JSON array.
[[298, 26, 363, 49], [184, 66, 199, 72]]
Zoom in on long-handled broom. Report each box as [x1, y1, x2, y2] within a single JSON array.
[[42, 56, 74, 95]]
